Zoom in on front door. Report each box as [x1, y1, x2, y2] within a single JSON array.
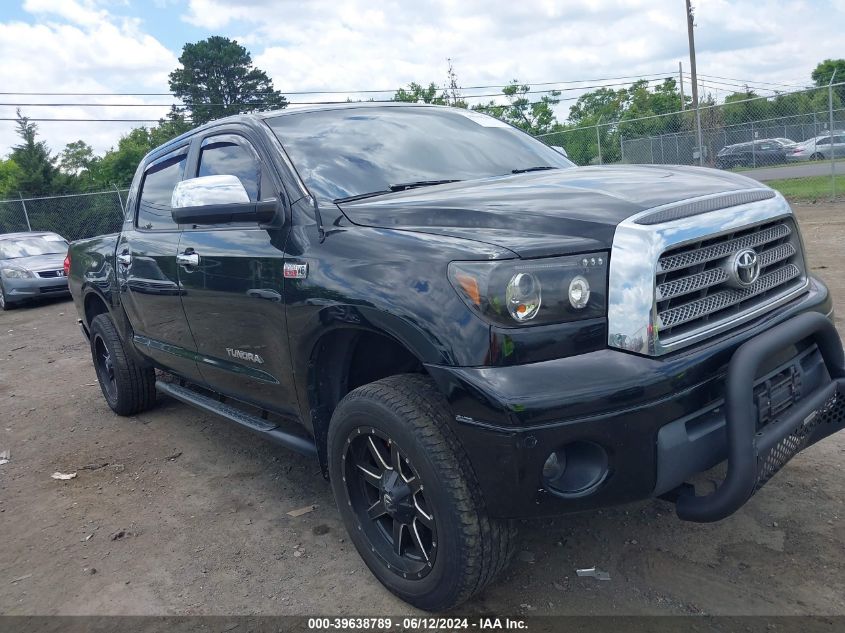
[[176, 131, 297, 416], [118, 145, 201, 380]]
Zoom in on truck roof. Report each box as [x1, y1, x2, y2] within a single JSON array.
[[155, 102, 445, 159]]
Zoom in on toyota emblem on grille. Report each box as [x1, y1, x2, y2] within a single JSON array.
[[731, 248, 761, 287]]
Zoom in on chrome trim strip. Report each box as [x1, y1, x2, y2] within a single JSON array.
[[635, 189, 776, 225], [608, 189, 807, 356]]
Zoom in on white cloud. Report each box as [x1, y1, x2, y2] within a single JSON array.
[[0, 0, 178, 159]]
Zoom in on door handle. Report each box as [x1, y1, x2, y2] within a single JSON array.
[[117, 252, 131, 266], [176, 251, 200, 266]]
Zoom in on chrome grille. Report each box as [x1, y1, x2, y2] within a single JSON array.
[[37, 270, 64, 278], [655, 218, 806, 345]]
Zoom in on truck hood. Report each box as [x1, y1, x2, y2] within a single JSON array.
[[336, 165, 765, 257]]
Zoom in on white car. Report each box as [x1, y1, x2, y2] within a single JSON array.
[[786, 132, 845, 161]]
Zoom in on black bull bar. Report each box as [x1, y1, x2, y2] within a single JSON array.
[[676, 311, 845, 522]]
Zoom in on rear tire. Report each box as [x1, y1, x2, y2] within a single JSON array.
[[328, 374, 515, 611], [89, 314, 156, 416]]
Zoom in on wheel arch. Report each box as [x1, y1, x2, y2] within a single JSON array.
[[83, 288, 111, 328], [304, 323, 437, 475]]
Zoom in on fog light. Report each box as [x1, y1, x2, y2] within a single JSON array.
[[542, 451, 566, 481], [542, 441, 609, 498]]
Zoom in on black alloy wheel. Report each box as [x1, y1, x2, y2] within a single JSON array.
[[327, 374, 515, 611], [87, 313, 156, 416], [342, 427, 437, 579], [93, 331, 118, 403]]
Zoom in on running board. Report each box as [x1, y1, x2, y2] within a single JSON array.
[[155, 381, 317, 458]]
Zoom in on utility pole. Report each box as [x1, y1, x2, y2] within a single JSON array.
[[686, 0, 704, 166], [678, 61, 685, 110]]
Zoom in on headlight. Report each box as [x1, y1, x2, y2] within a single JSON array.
[[1, 267, 34, 279], [449, 253, 607, 327]]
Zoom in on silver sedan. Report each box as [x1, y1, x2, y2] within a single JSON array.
[[0, 232, 70, 310], [786, 132, 845, 161]]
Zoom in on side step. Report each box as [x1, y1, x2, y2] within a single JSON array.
[[155, 380, 318, 458]]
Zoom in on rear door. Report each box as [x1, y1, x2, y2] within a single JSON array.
[[833, 135, 845, 159], [118, 145, 203, 380], [176, 129, 297, 415]]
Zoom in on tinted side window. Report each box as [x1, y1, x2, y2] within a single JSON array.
[[198, 135, 273, 202], [817, 137, 831, 145], [137, 150, 187, 231]]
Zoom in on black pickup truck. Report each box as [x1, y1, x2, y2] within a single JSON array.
[[68, 103, 845, 611]]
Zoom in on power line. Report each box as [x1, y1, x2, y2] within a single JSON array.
[[0, 117, 185, 122], [684, 74, 818, 96], [0, 78, 676, 112], [695, 73, 811, 90], [0, 72, 678, 98]]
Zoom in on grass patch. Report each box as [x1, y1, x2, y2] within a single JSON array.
[[766, 175, 845, 201]]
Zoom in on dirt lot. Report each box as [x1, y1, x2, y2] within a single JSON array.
[[1, 201, 844, 617]]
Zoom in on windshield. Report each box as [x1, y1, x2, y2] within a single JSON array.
[[0, 235, 68, 259], [266, 106, 575, 201]]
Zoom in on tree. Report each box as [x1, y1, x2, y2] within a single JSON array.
[[812, 59, 845, 101], [60, 141, 95, 175], [9, 109, 60, 196], [86, 110, 195, 189], [392, 62, 468, 108], [149, 108, 194, 147], [722, 89, 771, 125], [393, 82, 447, 104], [169, 36, 287, 125], [88, 127, 154, 189], [0, 159, 23, 198], [473, 81, 562, 135]]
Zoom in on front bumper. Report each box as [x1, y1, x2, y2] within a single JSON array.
[[426, 278, 845, 522], [2, 274, 69, 304]]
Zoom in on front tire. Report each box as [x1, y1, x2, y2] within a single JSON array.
[[811, 152, 824, 161], [89, 314, 156, 416], [328, 374, 515, 611], [0, 283, 14, 310]]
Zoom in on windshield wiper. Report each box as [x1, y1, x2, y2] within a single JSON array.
[[511, 166, 557, 174], [388, 179, 461, 191], [333, 179, 461, 204], [333, 190, 393, 204]]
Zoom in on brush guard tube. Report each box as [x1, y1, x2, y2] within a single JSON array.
[[676, 311, 845, 522]]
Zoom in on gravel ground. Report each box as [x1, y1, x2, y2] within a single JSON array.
[[1, 201, 844, 617]]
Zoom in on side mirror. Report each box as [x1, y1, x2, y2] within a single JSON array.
[[170, 175, 277, 225], [552, 145, 569, 158]]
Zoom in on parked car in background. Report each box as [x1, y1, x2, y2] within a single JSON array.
[[715, 138, 793, 169], [0, 231, 70, 310], [786, 132, 845, 161]]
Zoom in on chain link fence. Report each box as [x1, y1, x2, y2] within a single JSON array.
[[0, 188, 127, 241], [538, 82, 845, 197]]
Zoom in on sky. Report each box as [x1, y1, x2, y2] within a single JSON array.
[[0, 0, 843, 158]]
